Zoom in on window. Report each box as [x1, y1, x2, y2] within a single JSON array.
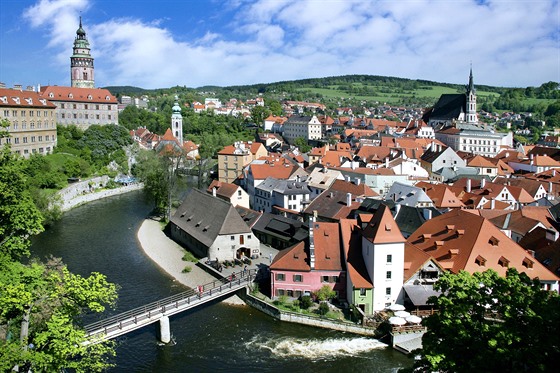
[[275, 273, 285, 281], [385, 287, 391, 295], [386, 271, 392, 279], [386, 254, 392, 263], [230, 235, 235, 241], [276, 289, 285, 296], [293, 274, 303, 282], [247, 235, 252, 240], [322, 276, 329, 283], [360, 288, 366, 296]]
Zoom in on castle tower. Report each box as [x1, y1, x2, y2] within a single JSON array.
[[71, 17, 95, 88], [465, 67, 477, 124], [171, 95, 183, 144]]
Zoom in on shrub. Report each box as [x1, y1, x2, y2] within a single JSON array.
[[182, 265, 192, 273], [315, 285, 336, 302], [318, 302, 329, 316], [300, 295, 313, 310], [292, 299, 301, 310], [182, 251, 198, 262]]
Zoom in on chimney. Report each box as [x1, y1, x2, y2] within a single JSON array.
[[385, 157, 389, 168], [309, 211, 317, 270], [466, 178, 472, 193], [530, 154, 534, 165], [212, 187, 217, 197], [431, 141, 435, 151], [355, 177, 361, 186], [481, 178, 486, 189], [553, 169, 557, 177], [549, 181, 553, 194], [490, 199, 495, 209], [346, 193, 352, 207], [395, 203, 401, 216], [423, 209, 432, 220]]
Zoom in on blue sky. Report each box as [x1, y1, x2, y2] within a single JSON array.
[[1, 0, 558, 89]]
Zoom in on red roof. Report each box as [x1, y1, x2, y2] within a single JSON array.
[[40, 86, 117, 103], [0, 88, 56, 108], [362, 204, 406, 244]]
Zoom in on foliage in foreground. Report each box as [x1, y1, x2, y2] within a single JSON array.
[[0, 138, 118, 372], [414, 268, 560, 372]]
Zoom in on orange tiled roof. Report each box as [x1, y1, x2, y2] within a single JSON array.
[[40, 86, 117, 103], [408, 209, 559, 281], [0, 88, 56, 108], [340, 219, 372, 288], [362, 204, 406, 244]]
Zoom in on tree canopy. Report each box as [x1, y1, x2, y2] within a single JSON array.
[[0, 130, 119, 371], [414, 268, 560, 372]]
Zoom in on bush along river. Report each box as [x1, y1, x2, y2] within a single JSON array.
[[30, 190, 412, 372]]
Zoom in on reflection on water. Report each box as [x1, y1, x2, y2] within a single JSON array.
[[31, 190, 412, 372]]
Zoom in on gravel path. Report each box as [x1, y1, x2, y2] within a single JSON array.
[[137, 219, 245, 305]]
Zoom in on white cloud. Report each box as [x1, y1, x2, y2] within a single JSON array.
[[22, 0, 560, 88]]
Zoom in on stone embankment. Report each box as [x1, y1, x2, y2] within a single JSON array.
[[57, 176, 143, 212]]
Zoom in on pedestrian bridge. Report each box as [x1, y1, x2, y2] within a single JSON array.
[[83, 269, 256, 344]]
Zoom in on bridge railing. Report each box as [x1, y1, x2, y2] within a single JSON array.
[[84, 268, 257, 336]]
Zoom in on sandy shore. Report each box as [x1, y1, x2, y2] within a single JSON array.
[[136, 219, 245, 305]]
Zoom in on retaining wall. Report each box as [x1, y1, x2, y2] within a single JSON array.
[[242, 291, 377, 336]]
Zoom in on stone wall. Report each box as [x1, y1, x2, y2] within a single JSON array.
[[242, 290, 377, 336]]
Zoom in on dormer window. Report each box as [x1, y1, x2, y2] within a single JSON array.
[[68, 93, 73, 99], [49, 93, 54, 98], [498, 256, 509, 268], [488, 236, 499, 246], [105, 96, 110, 100], [88, 95, 93, 100], [475, 255, 486, 266], [523, 258, 534, 269], [0, 96, 7, 104]]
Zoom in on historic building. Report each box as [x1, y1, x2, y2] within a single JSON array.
[[37, 18, 118, 129], [171, 96, 183, 144], [39, 86, 118, 129], [0, 88, 57, 157], [426, 68, 478, 128], [71, 17, 94, 88]]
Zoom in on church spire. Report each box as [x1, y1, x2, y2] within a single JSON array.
[[465, 65, 477, 124]]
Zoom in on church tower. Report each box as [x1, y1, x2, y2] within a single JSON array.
[[171, 95, 183, 144], [465, 67, 477, 123], [71, 17, 95, 88]]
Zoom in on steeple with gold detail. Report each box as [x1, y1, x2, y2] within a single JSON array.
[[70, 17, 95, 88]]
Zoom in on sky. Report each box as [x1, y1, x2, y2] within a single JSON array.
[[0, 0, 558, 89]]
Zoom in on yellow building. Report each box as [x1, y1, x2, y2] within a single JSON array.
[[217, 141, 267, 183], [0, 88, 57, 157]]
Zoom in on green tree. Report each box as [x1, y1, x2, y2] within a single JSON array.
[[314, 285, 336, 302], [415, 268, 560, 372], [294, 137, 312, 153], [250, 105, 270, 127], [0, 145, 44, 260], [132, 150, 170, 215], [1, 123, 119, 371], [0, 258, 117, 372]]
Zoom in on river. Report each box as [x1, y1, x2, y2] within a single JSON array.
[[30, 190, 412, 372]]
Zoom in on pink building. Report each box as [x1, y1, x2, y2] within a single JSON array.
[[270, 220, 346, 300]]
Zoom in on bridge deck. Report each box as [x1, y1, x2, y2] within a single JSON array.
[[84, 269, 256, 343]]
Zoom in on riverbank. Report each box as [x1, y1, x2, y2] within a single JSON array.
[[60, 182, 144, 212], [136, 219, 245, 305]]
